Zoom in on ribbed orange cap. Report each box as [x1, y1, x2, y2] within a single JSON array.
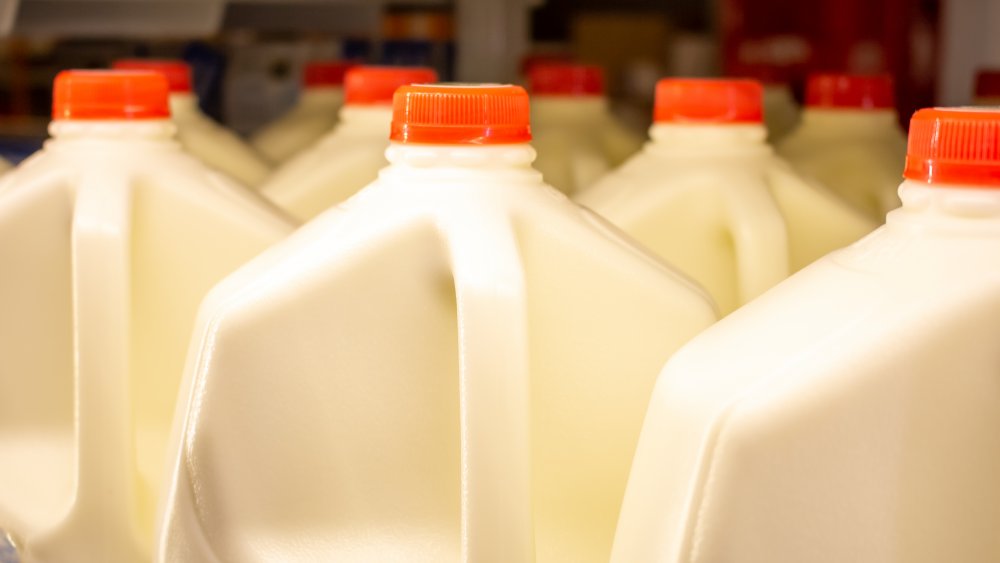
[[345, 66, 439, 105], [390, 84, 531, 145], [805, 73, 894, 109], [52, 70, 171, 120], [112, 59, 192, 93], [904, 108, 1000, 187], [303, 61, 352, 88], [654, 78, 762, 124], [528, 63, 604, 96]]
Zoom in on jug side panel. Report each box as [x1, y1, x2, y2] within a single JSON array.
[[169, 221, 461, 563], [0, 177, 76, 533], [691, 285, 1000, 563], [516, 208, 716, 563], [767, 161, 876, 271], [175, 115, 271, 188]]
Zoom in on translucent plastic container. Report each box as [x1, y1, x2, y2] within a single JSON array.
[[613, 106, 1000, 563], [155, 84, 717, 563], [761, 83, 799, 143], [578, 78, 875, 314], [528, 63, 643, 195], [261, 65, 437, 222], [113, 59, 272, 188], [250, 60, 351, 165], [0, 70, 295, 563], [778, 73, 907, 221]]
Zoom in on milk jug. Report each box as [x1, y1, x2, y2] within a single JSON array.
[[779, 73, 907, 221], [260, 65, 437, 221], [577, 78, 875, 315], [612, 106, 1000, 563], [528, 63, 644, 195], [0, 156, 11, 175], [0, 70, 295, 563], [974, 69, 1000, 105], [155, 84, 717, 563], [251, 60, 351, 165], [113, 59, 272, 188]]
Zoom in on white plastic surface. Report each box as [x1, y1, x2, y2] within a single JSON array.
[[260, 105, 390, 221], [250, 86, 344, 165], [761, 84, 799, 143], [169, 93, 272, 188], [0, 119, 295, 563], [779, 109, 907, 221], [577, 123, 875, 314], [155, 141, 717, 563], [0, 156, 11, 175], [612, 180, 1000, 563], [531, 96, 643, 195]]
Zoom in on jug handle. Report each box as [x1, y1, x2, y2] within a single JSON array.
[[448, 208, 534, 563], [37, 170, 142, 559], [723, 179, 791, 305]]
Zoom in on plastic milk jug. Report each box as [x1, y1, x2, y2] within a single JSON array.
[[0, 70, 295, 563], [578, 78, 875, 315], [251, 60, 351, 165], [260, 65, 437, 221], [154, 84, 717, 563], [612, 106, 1000, 563], [779, 73, 907, 221], [974, 69, 1000, 105], [528, 63, 644, 195], [114, 59, 272, 188]]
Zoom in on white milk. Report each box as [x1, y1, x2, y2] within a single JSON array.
[[0, 70, 295, 563], [528, 63, 643, 195], [613, 107, 1000, 563], [779, 73, 907, 221], [114, 59, 272, 188], [250, 60, 351, 165], [155, 84, 717, 563], [260, 65, 438, 222], [578, 78, 875, 314]]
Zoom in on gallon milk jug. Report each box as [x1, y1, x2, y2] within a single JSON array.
[[612, 107, 1000, 563], [113, 59, 272, 188], [529, 63, 644, 195], [0, 70, 295, 563], [974, 69, 1000, 105], [578, 78, 875, 315], [155, 84, 718, 563], [779, 73, 907, 221], [261, 65, 437, 221], [251, 60, 351, 165]]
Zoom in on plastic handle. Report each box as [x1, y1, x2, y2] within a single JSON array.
[[36, 171, 144, 561], [720, 173, 790, 304], [448, 205, 534, 562]]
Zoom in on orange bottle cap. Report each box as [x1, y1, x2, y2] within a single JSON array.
[[390, 83, 531, 145], [904, 107, 1000, 187], [303, 61, 353, 88], [805, 73, 894, 109], [52, 70, 171, 120], [528, 63, 604, 96], [112, 59, 192, 93], [345, 66, 439, 106], [654, 78, 763, 124]]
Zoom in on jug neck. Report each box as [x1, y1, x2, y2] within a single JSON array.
[[531, 96, 608, 122], [168, 92, 199, 118], [646, 123, 771, 157], [890, 180, 1000, 234], [337, 104, 393, 132], [380, 142, 540, 184], [799, 108, 900, 136], [48, 119, 177, 141], [299, 86, 344, 108]]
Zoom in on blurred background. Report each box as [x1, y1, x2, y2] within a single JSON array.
[[0, 0, 982, 162]]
